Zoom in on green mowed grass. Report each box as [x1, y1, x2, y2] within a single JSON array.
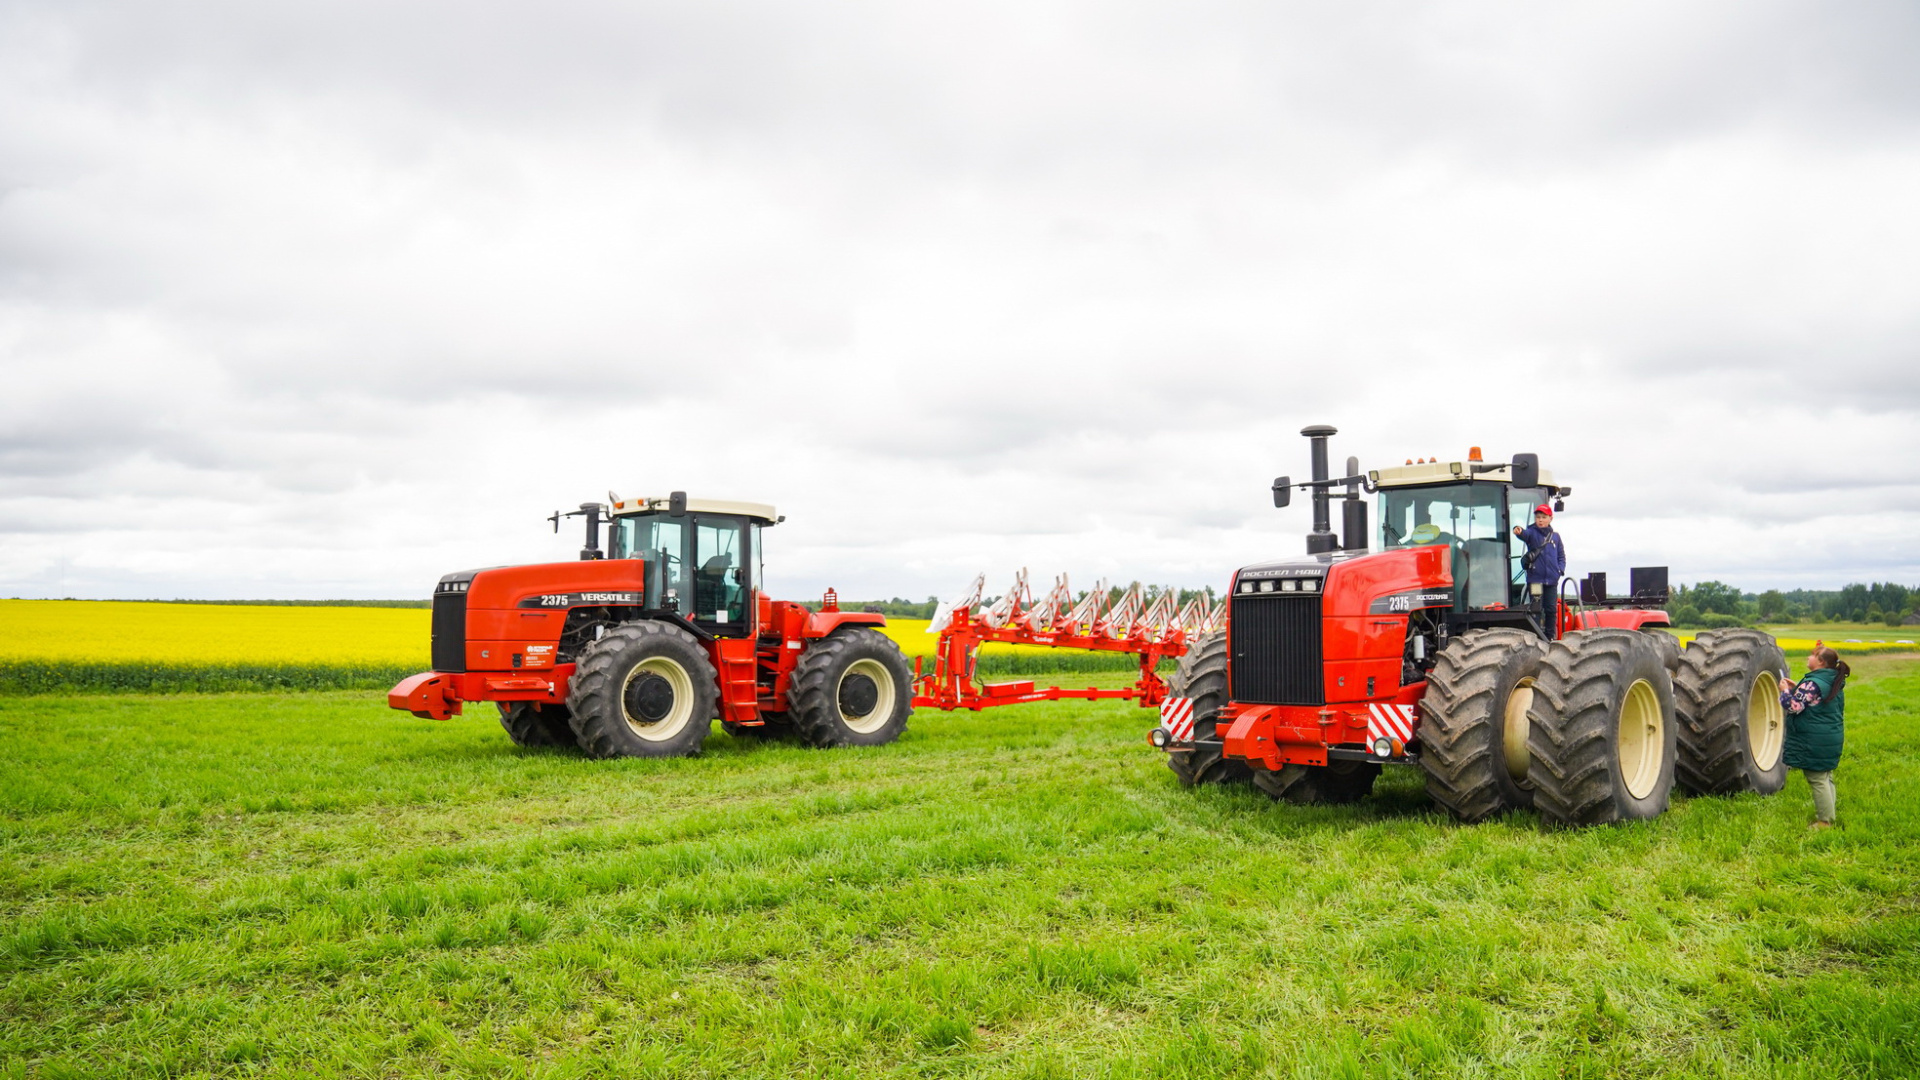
[[3, 665, 1918, 1079]]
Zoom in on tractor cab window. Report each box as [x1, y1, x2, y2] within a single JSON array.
[[749, 524, 763, 594], [1378, 483, 1507, 608], [614, 515, 688, 613], [693, 517, 748, 633]]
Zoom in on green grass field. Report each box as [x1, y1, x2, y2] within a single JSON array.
[[4, 661, 1918, 1079]]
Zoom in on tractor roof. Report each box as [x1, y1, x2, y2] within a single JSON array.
[[611, 497, 780, 523], [1370, 460, 1558, 490]]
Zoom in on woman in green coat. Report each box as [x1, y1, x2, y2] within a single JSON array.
[[1779, 643, 1850, 829]]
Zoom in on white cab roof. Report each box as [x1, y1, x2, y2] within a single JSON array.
[[611, 496, 779, 523], [1370, 460, 1559, 490]]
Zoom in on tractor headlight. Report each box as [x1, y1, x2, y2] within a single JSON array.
[[1302, 579, 1318, 592], [1372, 737, 1393, 758], [1149, 728, 1170, 748]]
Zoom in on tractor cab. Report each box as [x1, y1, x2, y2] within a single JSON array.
[[606, 496, 780, 639], [1369, 459, 1563, 617]]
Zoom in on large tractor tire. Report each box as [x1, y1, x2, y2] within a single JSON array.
[[1527, 630, 1678, 827], [1643, 628, 1681, 674], [566, 621, 718, 759], [1165, 631, 1251, 787], [498, 701, 578, 749], [1251, 761, 1381, 805], [1673, 629, 1789, 796], [789, 628, 913, 748], [1418, 629, 1546, 822]]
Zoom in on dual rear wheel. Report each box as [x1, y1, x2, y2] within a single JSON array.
[[1673, 629, 1789, 796], [1419, 627, 1783, 826], [1526, 630, 1679, 826]]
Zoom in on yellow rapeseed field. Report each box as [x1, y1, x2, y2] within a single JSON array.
[[4, 600, 1906, 673], [0, 600, 430, 667], [0, 603, 1044, 670]]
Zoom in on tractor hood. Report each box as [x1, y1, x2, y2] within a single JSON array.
[[1232, 546, 1455, 616]]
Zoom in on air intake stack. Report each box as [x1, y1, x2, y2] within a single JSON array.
[[1301, 425, 1339, 554]]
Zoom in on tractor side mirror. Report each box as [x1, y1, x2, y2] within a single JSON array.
[[669, 490, 687, 517], [1511, 453, 1540, 489], [1272, 476, 1291, 508]]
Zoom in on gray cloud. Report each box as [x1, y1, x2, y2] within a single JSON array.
[[2, 0, 1918, 600]]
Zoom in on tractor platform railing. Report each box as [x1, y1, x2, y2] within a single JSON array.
[[911, 570, 1220, 712]]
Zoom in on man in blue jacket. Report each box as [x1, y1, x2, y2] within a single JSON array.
[[1513, 504, 1566, 636]]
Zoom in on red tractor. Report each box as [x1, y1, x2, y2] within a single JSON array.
[[1152, 426, 1789, 827], [388, 494, 916, 757]]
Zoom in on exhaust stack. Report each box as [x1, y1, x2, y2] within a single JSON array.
[[1302, 425, 1339, 555]]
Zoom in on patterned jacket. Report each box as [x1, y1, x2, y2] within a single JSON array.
[[1780, 666, 1845, 772]]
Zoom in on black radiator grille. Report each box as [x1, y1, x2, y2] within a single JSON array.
[[1229, 594, 1324, 705], [431, 591, 468, 672]]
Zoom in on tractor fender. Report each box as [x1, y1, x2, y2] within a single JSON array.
[[1577, 609, 1672, 632], [804, 611, 886, 639]]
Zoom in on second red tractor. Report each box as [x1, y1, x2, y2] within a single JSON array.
[[1152, 426, 1789, 827], [389, 494, 915, 757]]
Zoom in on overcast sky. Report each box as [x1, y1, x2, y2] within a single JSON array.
[[3, 0, 1917, 603]]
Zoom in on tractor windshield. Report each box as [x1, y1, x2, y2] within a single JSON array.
[[1378, 483, 1509, 608], [612, 515, 688, 611]]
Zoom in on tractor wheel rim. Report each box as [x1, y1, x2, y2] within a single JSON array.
[[1503, 678, 1534, 782], [621, 656, 694, 741], [838, 659, 895, 734], [1747, 671, 1784, 771], [1617, 678, 1664, 800]]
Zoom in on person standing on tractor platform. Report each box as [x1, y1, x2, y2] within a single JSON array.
[[1780, 643, 1849, 829], [1512, 505, 1565, 634]]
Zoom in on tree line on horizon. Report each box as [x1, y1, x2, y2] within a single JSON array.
[[1668, 581, 1918, 629]]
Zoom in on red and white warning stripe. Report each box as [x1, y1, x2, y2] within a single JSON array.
[[1159, 696, 1196, 742], [1367, 702, 1417, 746]]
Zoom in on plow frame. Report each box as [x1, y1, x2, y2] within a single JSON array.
[[910, 571, 1218, 713]]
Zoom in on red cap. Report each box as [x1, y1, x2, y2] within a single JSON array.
[[1534, 504, 1553, 517]]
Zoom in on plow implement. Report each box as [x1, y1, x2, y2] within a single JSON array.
[[910, 570, 1219, 713]]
